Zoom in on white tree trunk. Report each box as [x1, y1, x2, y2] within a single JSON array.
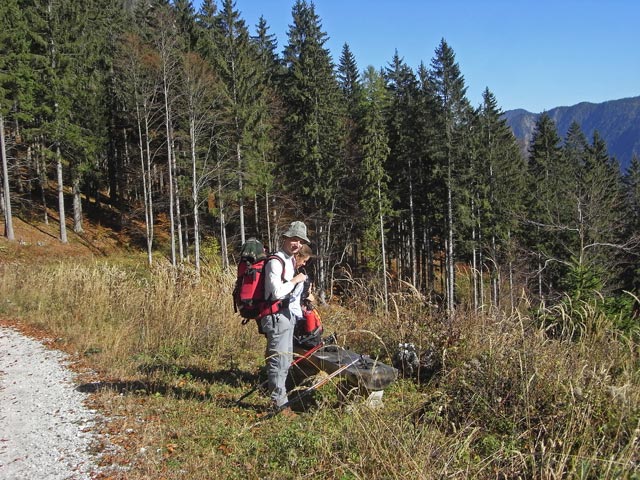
[[237, 142, 245, 245], [408, 173, 417, 287], [72, 175, 83, 234], [378, 179, 388, 315], [190, 118, 201, 276], [56, 143, 68, 244], [171, 133, 184, 263], [136, 102, 153, 266], [218, 172, 229, 270], [0, 115, 14, 241], [266, 190, 273, 251], [446, 166, 455, 318], [163, 79, 176, 267]]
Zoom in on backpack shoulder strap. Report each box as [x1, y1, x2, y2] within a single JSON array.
[[265, 254, 286, 282]]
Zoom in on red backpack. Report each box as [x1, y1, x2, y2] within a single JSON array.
[[233, 238, 285, 327], [294, 305, 323, 348]]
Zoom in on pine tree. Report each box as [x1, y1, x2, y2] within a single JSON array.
[[195, 0, 231, 267], [252, 15, 282, 83]]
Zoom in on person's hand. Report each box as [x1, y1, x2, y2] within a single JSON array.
[[292, 272, 307, 285]]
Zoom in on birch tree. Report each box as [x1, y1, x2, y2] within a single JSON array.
[[181, 51, 221, 275], [116, 32, 163, 266], [153, 6, 183, 266], [0, 115, 14, 240]]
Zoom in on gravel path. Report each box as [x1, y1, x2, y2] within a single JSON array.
[[0, 325, 100, 480]]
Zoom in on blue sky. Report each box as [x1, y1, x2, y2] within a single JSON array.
[[199, 0, 640, 113]]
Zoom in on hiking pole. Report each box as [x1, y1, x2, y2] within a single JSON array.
[[235, 333, 336, 405], [267, 354, 362, 418]]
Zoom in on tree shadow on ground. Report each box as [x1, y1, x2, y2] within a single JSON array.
[[75, 364, 265, 411], [136, 362, 259, 387]]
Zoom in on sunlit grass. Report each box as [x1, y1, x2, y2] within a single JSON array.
[[0, 257, 637, 479]]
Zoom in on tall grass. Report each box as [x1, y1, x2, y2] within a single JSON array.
[[0, 257, 637, 479], [0, 257, 257, 376]]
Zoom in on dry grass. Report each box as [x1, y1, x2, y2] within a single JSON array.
[[0, 254, 638, 479]]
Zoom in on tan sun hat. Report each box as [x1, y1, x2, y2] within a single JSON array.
[[282, 221, 310, 244]]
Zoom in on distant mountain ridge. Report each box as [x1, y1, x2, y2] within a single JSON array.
[[503, 96, 640, 171]]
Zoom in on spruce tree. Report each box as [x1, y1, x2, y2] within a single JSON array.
[[210, 0, 265, 245], [526, 113, 568, 301], [0, 0, 26, 241], [384, 51, 419, 286], [249, 15, 282, 247], [281, 0, 345, 297], [477, 88, 526, 309], [359, 66, 392, 309], [573, 131, 628, 295], [427, 39, 472, 314], [622, 155, 640, 294], [337, 42, 364, 260], [415, 61, 443, 294]]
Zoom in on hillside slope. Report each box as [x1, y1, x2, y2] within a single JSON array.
[[504, 95, 640, 170]]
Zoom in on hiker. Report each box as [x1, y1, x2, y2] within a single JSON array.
[[261, 221, 310, 414]]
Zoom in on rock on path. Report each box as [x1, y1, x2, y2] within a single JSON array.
[[0, 326, 99, 480]]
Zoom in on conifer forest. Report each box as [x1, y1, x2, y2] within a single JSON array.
[[1, 0, 639, 317]]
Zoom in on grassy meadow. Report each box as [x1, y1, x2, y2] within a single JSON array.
[[0, 247, 638, 479]]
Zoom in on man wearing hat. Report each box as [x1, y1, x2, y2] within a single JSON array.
[[261, 221, 310, 415]]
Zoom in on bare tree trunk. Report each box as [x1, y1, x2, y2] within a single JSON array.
[[1, 115, 14, 241], [378, 179, 389, 315], [190, 118, 201, 276], [408, 161, 417, 287], [33, 143, 49, 225], [237, 142, 245, 245], [171, 133, 184, 263], [163, 81, 176, 267], [56, 143, 68, 244], [446, 166, 455, 318], [48, 0, 66, 244], [491, 234, 498, 308], [218, 172, 228, 270], [136, 102, 153, 266], [426, 225, 434, 294], [472, 234, 478, 311], [265, 189, 271, 250], [72, 175, 83, 233], [254, 192, 259, 236], [508, 230, 514, 312]]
